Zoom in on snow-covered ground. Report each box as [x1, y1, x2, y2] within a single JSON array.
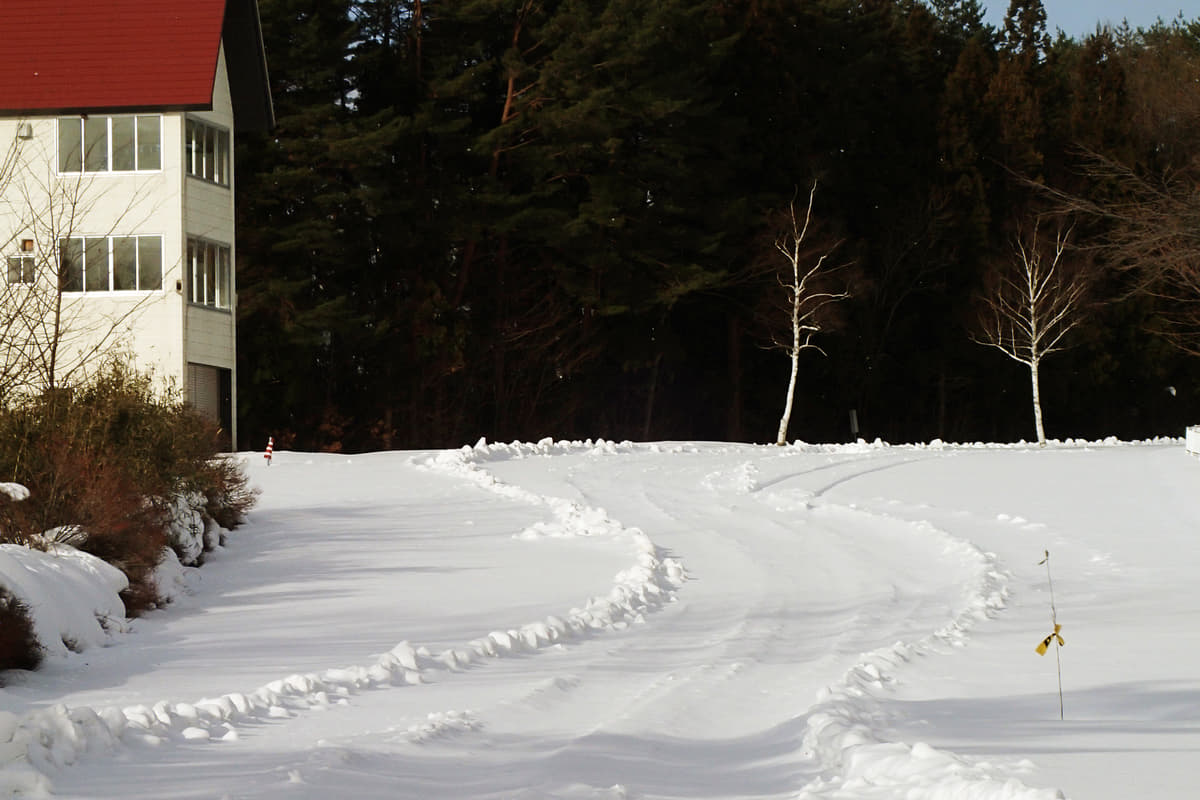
[[2, 437, 1199, 799]]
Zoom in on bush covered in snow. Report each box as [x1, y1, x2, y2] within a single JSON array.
[[0, 362, 257, 624]]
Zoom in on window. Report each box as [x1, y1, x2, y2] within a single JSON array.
[[57, 115, 161, 173], [186, 119, 230, 186], [6, 256, 34, 285], [58, 235, 163, 293], [186, 238, 232, 309]]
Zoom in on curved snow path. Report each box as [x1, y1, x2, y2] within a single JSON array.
[[1, 440, 1074, 799], [0, 444, 684, 797]]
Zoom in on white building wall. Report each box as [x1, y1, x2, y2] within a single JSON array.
[[0, 114, 187, 394]]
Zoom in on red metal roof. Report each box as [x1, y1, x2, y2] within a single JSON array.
[[0, 0, 228, 115]]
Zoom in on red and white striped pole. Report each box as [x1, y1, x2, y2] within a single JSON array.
[[264, 436, 274, 466]]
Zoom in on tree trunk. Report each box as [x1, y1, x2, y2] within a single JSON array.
[[776, 335, 800, 445], [1030, 357, 1046, 445], [642, 352, 662, 441]]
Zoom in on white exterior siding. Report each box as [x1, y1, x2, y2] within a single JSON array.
[[182, 44, 238, 446], [186, 307, 234, 366]]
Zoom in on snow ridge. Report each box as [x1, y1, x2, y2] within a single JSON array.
[[794, 505, 1062, 800], [0, 440, 687, 799], [417, 438, 688, 641]]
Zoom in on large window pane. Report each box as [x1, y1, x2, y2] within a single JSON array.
[[112, 237, 137, 290], [186, 121, 198, 175], [187, 240, 199, 303], [203, 127, 216, 181], [204, 244, 217, 304], [84, 237, 108, 291], [137, 116, 160, 170], [60, 238, 83, 292], [218, 248, 231, 307], [216, 129, 230, 185], [58, 119, 82, 172], [138, 236, 162, 290], [84, 117, 108, 172], [111, 117, 135, 171]]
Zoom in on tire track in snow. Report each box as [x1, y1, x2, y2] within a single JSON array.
[[0, 439, 686, 799], [728, 449, 1063, 800]]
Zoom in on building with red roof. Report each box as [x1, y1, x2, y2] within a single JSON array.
[[0, 0, 273, 447]]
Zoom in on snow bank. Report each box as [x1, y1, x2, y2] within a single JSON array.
[[0, 544, 127, 659], [782, 435, 1180, 452], [0, 545, 132, 797], [416, 440, 688, 657]]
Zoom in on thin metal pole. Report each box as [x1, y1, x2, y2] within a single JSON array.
[[1039, 550, 1064, 720]]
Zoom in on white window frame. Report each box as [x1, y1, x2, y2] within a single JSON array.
[[58, 234, 164, 294], [185, 118, 231, 187], [56, 115, 163, 174], [186, 237, 233, 310], [5, 255, 35, 285]]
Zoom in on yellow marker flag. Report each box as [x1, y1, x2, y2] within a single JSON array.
[[1036, 623, 1064, 655]]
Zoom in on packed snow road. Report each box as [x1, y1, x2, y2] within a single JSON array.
[[4, 439, 1199, 799]]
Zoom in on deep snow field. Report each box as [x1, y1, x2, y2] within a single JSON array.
[[2, 437, 1200, 799]]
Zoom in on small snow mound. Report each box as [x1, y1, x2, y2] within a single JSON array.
[[0, 483, 30, 503], [150, 547, 189, 605], [0, 543, 128, 658], [407, 710, 482, 743]]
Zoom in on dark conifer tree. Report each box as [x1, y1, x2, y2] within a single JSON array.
[[236, 0, 364, 449]]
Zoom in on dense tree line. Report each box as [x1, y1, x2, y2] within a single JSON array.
[[235, 0, 1200, 450]]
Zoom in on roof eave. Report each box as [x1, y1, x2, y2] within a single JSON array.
[[0, 102, 214, 118]]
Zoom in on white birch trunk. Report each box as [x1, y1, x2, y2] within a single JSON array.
[[776, 312, 800, 445], [1031, 357, 1045, 445]]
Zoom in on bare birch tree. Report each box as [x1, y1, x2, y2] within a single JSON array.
[[974, 220, 1086, 445], [773, 181, 848, 445]]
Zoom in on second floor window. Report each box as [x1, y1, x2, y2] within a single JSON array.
[[58, 116, 162, 173], [59, 235, 163, 293], [186, 120, 230, 186], [187, 238, 232, 309]]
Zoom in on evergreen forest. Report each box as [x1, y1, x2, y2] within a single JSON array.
[[234, 0, 1200, 451]]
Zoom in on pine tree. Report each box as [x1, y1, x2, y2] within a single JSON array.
[[235, 0, 365, 448]]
